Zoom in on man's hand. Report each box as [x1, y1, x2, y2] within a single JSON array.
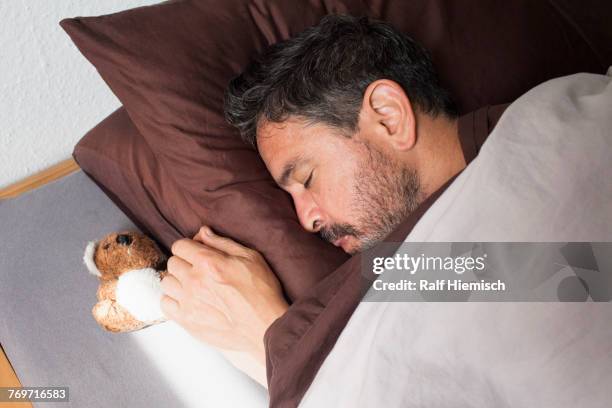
[[160, 226, 288, 365]]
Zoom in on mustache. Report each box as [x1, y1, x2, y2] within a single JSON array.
[[319, 223, 359, 243]]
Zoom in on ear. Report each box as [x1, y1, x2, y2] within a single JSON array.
[[361, 79, 416, 151], [83, 241, 102, 277]]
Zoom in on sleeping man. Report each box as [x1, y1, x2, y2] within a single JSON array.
[[157, 14, 612, 401], [158, 14, 469, 368]]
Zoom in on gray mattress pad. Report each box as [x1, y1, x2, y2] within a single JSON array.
[[0, 170, 267, 407]]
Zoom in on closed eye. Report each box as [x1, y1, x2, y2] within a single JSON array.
[[304, 171, 314, 189]]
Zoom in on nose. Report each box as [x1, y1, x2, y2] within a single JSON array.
[[116, 234, 133, 246], [293, 192, 323, 233]]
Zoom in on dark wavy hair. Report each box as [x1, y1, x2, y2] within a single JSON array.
[[224, 14, 457, 148]]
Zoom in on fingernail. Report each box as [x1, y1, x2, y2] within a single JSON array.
[[202, 226, 213, 236]]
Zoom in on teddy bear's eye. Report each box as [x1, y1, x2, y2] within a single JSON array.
[[103, 243, 111, 250]]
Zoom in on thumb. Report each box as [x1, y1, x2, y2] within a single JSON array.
[[194, 226, 251, 257]]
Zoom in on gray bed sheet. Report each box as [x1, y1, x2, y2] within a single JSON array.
[[0, 170, 268, 407]]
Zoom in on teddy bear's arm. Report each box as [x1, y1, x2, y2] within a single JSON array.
[[92, 299, 147, 333]]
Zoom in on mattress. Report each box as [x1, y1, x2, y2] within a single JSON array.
[[0, 170, 268, 407]]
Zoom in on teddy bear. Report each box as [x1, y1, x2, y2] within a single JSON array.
[[82, 230, 268, 386], [83, 230, 168, 332]]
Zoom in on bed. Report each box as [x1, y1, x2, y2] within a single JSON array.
[[3, 1, 612, 407], [2, 71, 611, 408]]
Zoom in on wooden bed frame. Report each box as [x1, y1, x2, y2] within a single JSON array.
[[0, 158, 79, 200], [0, 158, 79, 407]]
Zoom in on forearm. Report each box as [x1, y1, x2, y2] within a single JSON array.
[[226, 299, 288, 388]]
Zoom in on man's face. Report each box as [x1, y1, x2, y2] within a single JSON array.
[[257, 117, 422, 254]]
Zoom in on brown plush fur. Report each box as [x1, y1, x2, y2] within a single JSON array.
[[89, 231, 168, 332], [94, 231, 166, 280]]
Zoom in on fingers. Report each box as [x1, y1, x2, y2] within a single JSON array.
[[160, 272, 183, 300], [160, 295, 180, 319], [194, 225, 252, 258], [171, 235, 225, 265], [171, 238, 205, 262], [166, 254, 192, 281]]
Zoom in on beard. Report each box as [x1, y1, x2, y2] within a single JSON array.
[[319, 141, 423, 254]]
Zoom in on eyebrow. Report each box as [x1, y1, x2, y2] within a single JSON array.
[[278, 156, 302, 187]]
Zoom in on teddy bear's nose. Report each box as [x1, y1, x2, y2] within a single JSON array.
[[116, 234, 133, 246]]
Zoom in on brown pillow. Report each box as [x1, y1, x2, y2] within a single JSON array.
[[63, 0, 608, 301], [73, 107, 186, 248]]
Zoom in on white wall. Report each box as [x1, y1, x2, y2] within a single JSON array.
[[0, 0, 161, 189]]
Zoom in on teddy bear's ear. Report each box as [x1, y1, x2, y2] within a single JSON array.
[[83, 241, 102, 277]]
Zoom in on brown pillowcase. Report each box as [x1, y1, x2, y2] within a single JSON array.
[[73, 107, 187, 248], [62, 0, 608, 301]]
